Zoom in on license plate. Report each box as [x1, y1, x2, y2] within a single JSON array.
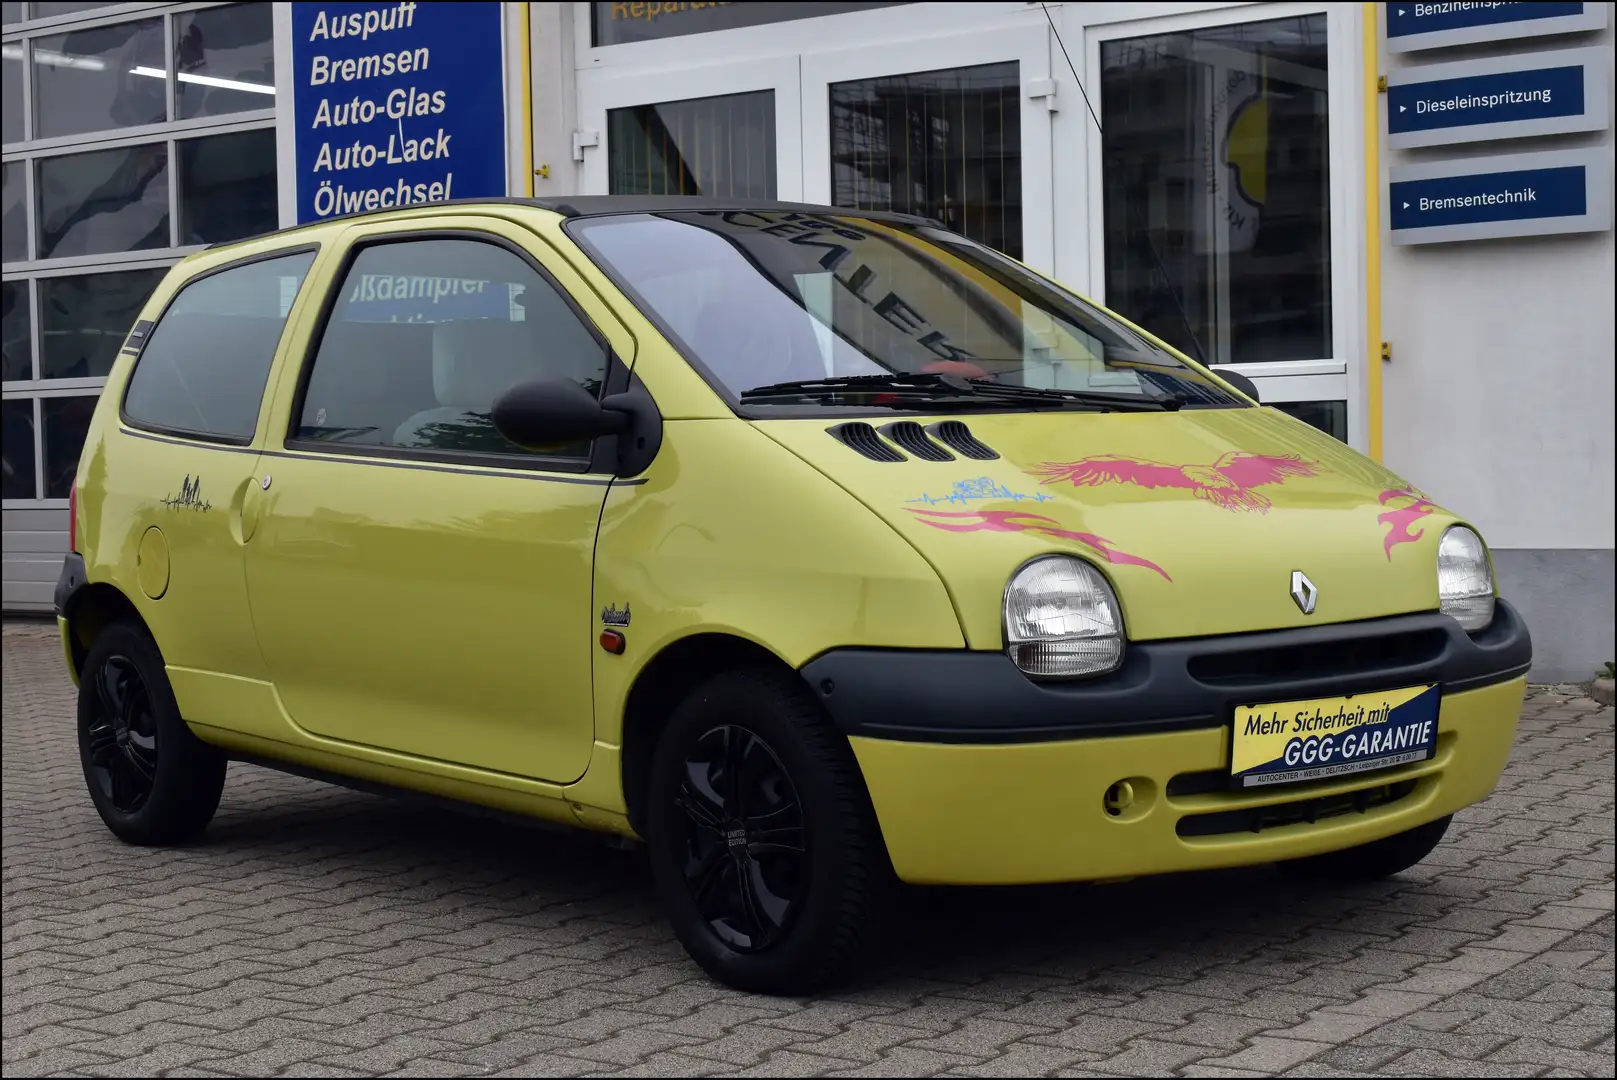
[[1230, 685, 1439, 789]]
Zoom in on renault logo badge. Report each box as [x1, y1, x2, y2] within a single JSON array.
[[1290, 570, 1318, 615]]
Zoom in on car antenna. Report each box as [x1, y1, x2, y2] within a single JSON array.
[[1039, 2, 1212, 368]]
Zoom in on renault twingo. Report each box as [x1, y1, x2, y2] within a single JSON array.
[[57, 197, 1532, 994]]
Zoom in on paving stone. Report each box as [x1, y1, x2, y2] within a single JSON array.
[[3, 626, 1610, 1079]]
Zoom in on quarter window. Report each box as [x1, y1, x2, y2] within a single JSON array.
[[296, 239, 608, 461], [123, 250, 316, 441]]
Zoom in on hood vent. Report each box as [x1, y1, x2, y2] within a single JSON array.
[[927, 420, 999, 460], [828, 422, 905, 462], [879, 421, 954, 461]]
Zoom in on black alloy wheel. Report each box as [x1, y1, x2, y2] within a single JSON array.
[[647, 668, 895, 995], [77, 620, 227, 845], [83, 654, 160, 814], [675, 724, 808, 952]]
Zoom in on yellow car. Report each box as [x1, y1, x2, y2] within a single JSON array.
[[56, 197, 1531, 995]]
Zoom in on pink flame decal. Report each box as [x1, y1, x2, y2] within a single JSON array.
[[1378, 488, 1439, 560], [906, 508, 1173, 582]]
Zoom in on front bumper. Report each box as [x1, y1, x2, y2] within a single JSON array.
[[803, 602, 1532, 885], [850, 677, 1526, 884]]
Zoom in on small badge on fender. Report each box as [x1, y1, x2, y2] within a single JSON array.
[[600, 602, 631, 627]]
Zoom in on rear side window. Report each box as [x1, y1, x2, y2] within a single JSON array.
[[294, 238, 607, 460], [123, 251, 317, 442]]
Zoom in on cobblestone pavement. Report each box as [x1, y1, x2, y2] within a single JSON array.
[[4, 621, 1612, 1079]]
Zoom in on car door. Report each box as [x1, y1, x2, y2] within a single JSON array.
[[242, 218, 624, 783], [101, 248, 322, 702]]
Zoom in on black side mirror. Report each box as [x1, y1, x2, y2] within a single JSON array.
[[1212, 367, 1261, 404], [492, 378, 629, 449]]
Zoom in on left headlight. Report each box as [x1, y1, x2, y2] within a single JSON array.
[[1003, 555, 1124, 678], [1438, 525, 1494, 631]]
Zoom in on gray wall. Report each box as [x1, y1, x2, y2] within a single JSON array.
[[1380, 22, 1615, 684], [1, 508, 68, 612], [1494, 549, 1615, 684]]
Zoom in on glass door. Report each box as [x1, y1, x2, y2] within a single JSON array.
[[1087, 8, 1362, 446], [577, 56, 803, 201], [801, 25, 1056, 274]]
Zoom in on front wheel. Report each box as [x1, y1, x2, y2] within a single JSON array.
[[646, 669, 894, 995], [77, 621, 227, 845], [1280, 815, 1452, 882]]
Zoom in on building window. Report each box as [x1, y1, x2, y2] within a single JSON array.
[[830, 62, 1023, 260], [609, 91, 777, 200], [37, 142, 171, 259], [174, 3, 275, 120], [1101, 15, 1331, 368], [3, 2, 278, 549], [31, 17, 166, 139], [39, 268, 165, 380], [2, 280, 28, 381], [1, 398, 35, 499], [178, 128, 277, 245]]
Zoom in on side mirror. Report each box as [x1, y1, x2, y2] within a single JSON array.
[[491, 378, 629, 450], [1212, 367, 1261, 404]]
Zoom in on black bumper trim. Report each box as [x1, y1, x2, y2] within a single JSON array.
[[54, 552, 87, 618], [801, 599, 1532, 745]]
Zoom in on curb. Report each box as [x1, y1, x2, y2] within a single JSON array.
[[1591, 678, 1615, 708]]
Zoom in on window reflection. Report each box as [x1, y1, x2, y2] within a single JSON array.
[[2, 40, 21, 143], [32, 17, 165, 139], [37, 143, 169, 259], [609, 91, 777, 200], [2, 162, 24, 262], [2, 280, 29, 381], [1102, 15, 1331, 367], [2, 398, 35, 499], [1273, 399, 1346, 443], [178, 129, 277, 245], [33, 3, 117, 17], [42, 394, 95, 497], [175, 4, 276, 119], [1, 4, 22, 27], [39, 268, 163, 380], [831, 62, 1022, 259]]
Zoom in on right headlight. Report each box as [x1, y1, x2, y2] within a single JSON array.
[[1003, 555, 1124, 678], [1437, 525, 1495, 631]]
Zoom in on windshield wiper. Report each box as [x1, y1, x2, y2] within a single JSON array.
[[739, 372, 1178, 411]]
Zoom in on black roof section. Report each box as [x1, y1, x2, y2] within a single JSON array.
[[207, 195, 944, 250]]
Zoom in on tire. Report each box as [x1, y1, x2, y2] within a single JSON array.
[[1280, 815, 1452, 882], [645, 668, 894, 995], [77, 620, 227, 845]]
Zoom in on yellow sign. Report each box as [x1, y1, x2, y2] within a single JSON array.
[[1231, 684, 1439, 788]]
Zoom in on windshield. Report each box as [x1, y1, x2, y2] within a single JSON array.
[[567, 210, 1244, 412]]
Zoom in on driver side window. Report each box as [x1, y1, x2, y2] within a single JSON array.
[[295, 237, 607, 460]]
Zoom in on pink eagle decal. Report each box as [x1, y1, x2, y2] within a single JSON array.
[[1029, 452, 1322, 513], [906, 508, 1172, 582], [1378, 488, 1439, 560]]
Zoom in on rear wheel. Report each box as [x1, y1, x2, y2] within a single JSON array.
[[77, 621, 226, 845], [646, 668, 893, 995], [1280, 815, 1452, 882]]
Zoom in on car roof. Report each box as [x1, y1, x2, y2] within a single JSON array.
[[205, 196, 943, 252]]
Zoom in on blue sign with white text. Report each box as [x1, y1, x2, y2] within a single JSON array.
[[1388, 65, 1584, 133], [1389, 165, 1587, 232], [1386, 2, 1584, 39], [291, 1, 506, 224]]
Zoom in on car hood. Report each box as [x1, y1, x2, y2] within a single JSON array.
[[754, 406, 1468, 648]]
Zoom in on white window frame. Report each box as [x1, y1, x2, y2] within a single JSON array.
[[1078, 1, 1368, 450]]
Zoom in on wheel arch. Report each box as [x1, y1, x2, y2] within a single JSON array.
[[619, 632, 803, 838], [62, 582, 149, 677]]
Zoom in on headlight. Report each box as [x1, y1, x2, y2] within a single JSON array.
[[1003, 555, 1124, 678], [1438, 525, 1494, 631]]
